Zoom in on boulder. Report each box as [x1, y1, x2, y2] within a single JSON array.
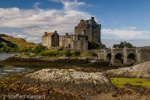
[[21, 69, 114, 94], [106, 61, 150, 79]]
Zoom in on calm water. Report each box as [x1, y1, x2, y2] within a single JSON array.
[[0, 53, 19, 61], [0, 53, 39, 79], [0, 66, 34, 78]]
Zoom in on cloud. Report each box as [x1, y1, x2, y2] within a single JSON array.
[[0, 0, 92, 42], [34, 2, 42, 9], [102, 27, 150, 39], [0, 31, 27, 39]]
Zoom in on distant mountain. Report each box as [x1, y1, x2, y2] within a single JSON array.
[[102, 39, 150, 48]]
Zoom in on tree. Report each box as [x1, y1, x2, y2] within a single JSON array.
[[113, 41, 135, 48], [88, 40, 105, 50]]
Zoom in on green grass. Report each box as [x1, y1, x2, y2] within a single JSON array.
[[110, 78, 150, 88], [2, 36, 35, 47], [39, 48, 95, 58]]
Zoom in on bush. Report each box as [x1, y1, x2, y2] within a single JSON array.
[[57, 47, 64, 51], [41, 49, 59, 57], [34, 45, 47, 54], [74, 51, 81, 56], [65, 50, 72, 57], [41, 51, 58, 57], [80, 51, 93, 57], [88, 40, 105, 50], [20, 52, 30, 56]]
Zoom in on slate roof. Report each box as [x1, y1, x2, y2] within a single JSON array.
[[43, 32, 55, 37]]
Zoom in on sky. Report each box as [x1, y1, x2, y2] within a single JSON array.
[[0, 0, 150, 43]]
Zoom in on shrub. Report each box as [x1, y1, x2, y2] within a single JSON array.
[[88, 40, 105, 50], [41, 50, 58, 57], [34, 45, 47, 54], [80, 51, 93, 57], [74, 51, 81, 56], [65, 50, 72, 57], [57, 47, 64, 51]]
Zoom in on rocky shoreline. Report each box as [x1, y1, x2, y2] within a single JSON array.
[[3, 68, 150, 100], [1, 56, 150, 100]]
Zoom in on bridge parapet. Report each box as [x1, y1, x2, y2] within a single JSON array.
[[95, 48, 150, 65]]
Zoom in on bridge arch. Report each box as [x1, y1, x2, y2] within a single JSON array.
[[114, 53, 123, 64], [127, 53, 136, 64], [106, 53, 111, 60]]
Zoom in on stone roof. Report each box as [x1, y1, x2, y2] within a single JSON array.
[[46, 32, 55, 37], [43, 32, 56, 37]]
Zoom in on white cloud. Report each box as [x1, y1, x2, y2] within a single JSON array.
[[102, 27, 150, 39], [0, 0, 92, 41], [34, 2, 42, 9]]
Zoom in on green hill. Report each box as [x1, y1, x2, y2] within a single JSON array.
[[0, 34, 37, 53]]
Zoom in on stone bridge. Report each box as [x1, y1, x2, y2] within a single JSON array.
[[94, 48, 150, 65]]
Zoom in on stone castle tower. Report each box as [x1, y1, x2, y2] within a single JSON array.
[[42, 17, 101, 50], [75, 17, 101, 43]]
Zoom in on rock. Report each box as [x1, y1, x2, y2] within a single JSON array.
[[34, 56, 43, 59], [79, 56, 96, 60], [106, 61, 150, 79], [89, 59, 100, 63], [57, 56, 69, 60], [21, 69, 114, 94]]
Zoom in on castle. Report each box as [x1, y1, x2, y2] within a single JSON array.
[[42, 17, 101, 50]]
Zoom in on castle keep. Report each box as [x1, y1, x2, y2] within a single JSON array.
[[42, 17, 101, 50]]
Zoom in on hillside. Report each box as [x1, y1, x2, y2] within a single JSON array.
[[0, 34, 37, 53], [2, 36, 35, 47], [0, 37, 17, 48]]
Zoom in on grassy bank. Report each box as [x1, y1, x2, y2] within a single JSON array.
[[110, 78, 150, 88], [33, 48, 97, 58]]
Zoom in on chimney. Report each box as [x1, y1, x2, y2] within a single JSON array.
[[45, 32, 47, 35], [80, 19, 84, 23], [66, 33, 68, 35], [91, 17, 94, 21]]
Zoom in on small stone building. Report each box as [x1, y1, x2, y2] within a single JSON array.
[[42, 17, 101, 50], [42, 31, 59, 48]]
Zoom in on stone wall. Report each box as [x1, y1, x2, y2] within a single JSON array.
[[59, 34, 88, 50], [51, 33, 59, 47], [138, 48, 150, 62], [59, 34, 75, 48], [42, 36, 52, 48], [72, 35, 88, 50], [75, 17, 101, 43]]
